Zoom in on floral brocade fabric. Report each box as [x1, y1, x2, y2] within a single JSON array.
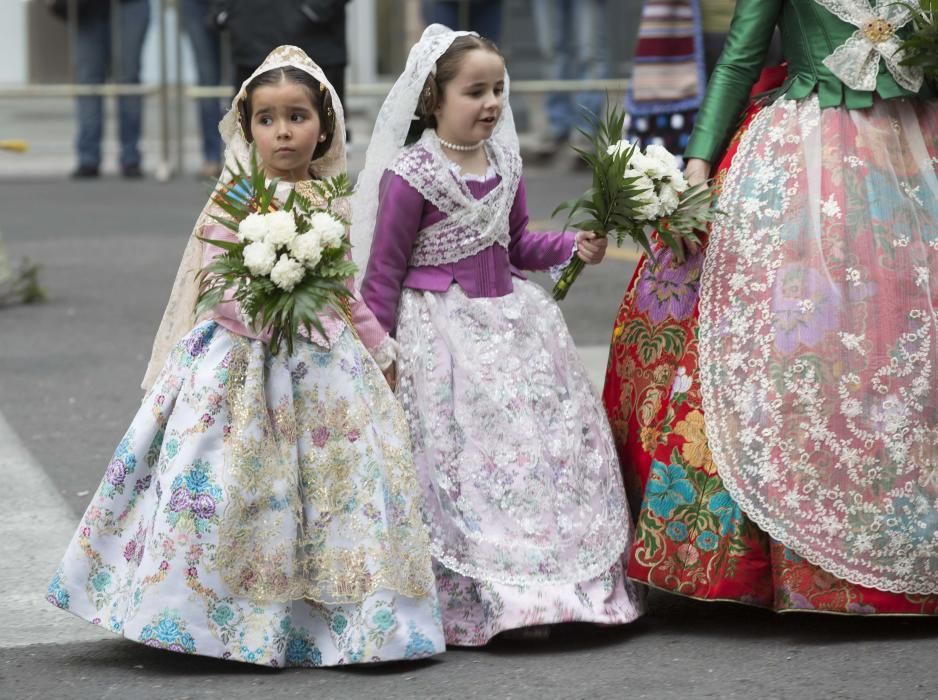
[[602, 69, 938, 613], [48, 322, 445, 665]]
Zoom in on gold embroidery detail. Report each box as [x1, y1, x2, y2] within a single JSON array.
[[861, 18, 895, 44], [215, 333, 434, 605]]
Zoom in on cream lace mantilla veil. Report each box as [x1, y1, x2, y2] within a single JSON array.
[[141, 46, 348, 391]]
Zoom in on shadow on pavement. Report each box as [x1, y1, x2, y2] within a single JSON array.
[[643, 589, 938, 644]]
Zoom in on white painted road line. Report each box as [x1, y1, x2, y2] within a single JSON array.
[[0, 411, 112, 648]]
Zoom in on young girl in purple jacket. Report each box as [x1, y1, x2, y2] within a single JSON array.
[[353, 25, 643, 646]]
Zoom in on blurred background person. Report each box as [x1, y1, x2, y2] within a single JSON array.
[[531, 0, 609, 161], [48, 0, 151, 178], [422, 0, 503, 43], [180, 0, 224, 178], [624, 1, 778, 155], [624, 0, 712, 155], [212, 0, 351, 108]]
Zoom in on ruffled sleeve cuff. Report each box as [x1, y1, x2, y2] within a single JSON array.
[[369, 334, 400, 371], [548, 237, 578, 282]]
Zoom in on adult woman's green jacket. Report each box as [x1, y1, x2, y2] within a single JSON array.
[[686, 0, 936, 163]]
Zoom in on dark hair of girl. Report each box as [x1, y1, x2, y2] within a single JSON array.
[[238, 66, 336, 162], [405, 35, 504, 144]]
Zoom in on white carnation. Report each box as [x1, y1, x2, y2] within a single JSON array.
[[264, 210, 298, 248], [635, 193, 662, 220], [606, 139, 633, 159], [288, 231, 323, 268], [624, 169, 661, 220], [628, 151, 663, 178], [238, 212, 269, 243], [243, 241, 277, 276], [667, 170, 689, 193], [270, 254, 305, 291], [645, 144, 681, 172], [657, 183, 681, 217], [307, 211, 346, 249]]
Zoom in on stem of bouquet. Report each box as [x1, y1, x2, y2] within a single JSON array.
[[552, 256, 586, 302]]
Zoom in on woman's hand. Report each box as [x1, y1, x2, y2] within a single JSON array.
[[684, 158, 711, 187], [675, 158, 712, 261], [575, 231, 608, 265]]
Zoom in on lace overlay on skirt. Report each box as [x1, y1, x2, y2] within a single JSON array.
[[698, 95, 938, 594], [396, 280, 632, 586]]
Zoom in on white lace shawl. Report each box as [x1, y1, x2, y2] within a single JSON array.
[[389, 129, 522, 267]]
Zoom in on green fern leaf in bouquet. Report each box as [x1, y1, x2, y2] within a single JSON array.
[[900, 1, 938, 83]]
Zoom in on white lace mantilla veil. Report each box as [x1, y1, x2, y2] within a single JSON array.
[[141, 45, 348, 390], [350, 23, 520, 282]]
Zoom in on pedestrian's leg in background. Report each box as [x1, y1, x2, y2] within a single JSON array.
[[115, 0, 151, 175], [572, 0, 609, 136], [73, 11, 109, 174], [469, 0, 503, 43], [534, 0, 573, 157], [422, 0, 458, 28], [181, 0, 223, 174]]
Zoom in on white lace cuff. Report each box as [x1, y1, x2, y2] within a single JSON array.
[[371, 335, 399, 371], [549, 238, 578, 282]]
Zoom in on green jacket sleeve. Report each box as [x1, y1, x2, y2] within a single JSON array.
[[685, 0, 782, 163]]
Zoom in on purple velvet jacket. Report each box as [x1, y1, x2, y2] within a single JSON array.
[[361, 169, 576, 334]]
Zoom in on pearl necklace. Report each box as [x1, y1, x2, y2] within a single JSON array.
[[437, 134, 485, 152]]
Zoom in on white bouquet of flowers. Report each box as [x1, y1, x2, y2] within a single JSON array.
[[552, 107, 717, 300], [196, 149, 356, 354]]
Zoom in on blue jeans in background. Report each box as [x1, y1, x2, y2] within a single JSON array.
[[180, 0, 223, 165], [533, 0, 608, 139], [422, 0, 503, 43], [74, 0, 151, 169]]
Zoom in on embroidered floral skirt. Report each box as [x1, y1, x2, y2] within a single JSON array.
[[396, 280, 643, 644], [47, 321, 445, 666], [604, 86, 938, 613]]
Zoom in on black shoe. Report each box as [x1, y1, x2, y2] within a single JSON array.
[[122, 164, 144, 179], [71, 164, 100, 179]]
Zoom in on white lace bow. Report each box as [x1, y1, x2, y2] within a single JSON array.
[[817, 0, 924, 93]]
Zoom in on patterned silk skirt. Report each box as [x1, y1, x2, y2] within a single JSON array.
[[397, 280, 643, 645], [47, 322, 445, 666], [604, 80, 938, 613]]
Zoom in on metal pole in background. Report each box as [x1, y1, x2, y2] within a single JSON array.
[[220, 29, 232, 89], [174, 0, 185, 175], [156, 0, 172, 181], [66, 0, 78, 86], [458, 0, 469, 30], [110, 0, 122, 87]]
